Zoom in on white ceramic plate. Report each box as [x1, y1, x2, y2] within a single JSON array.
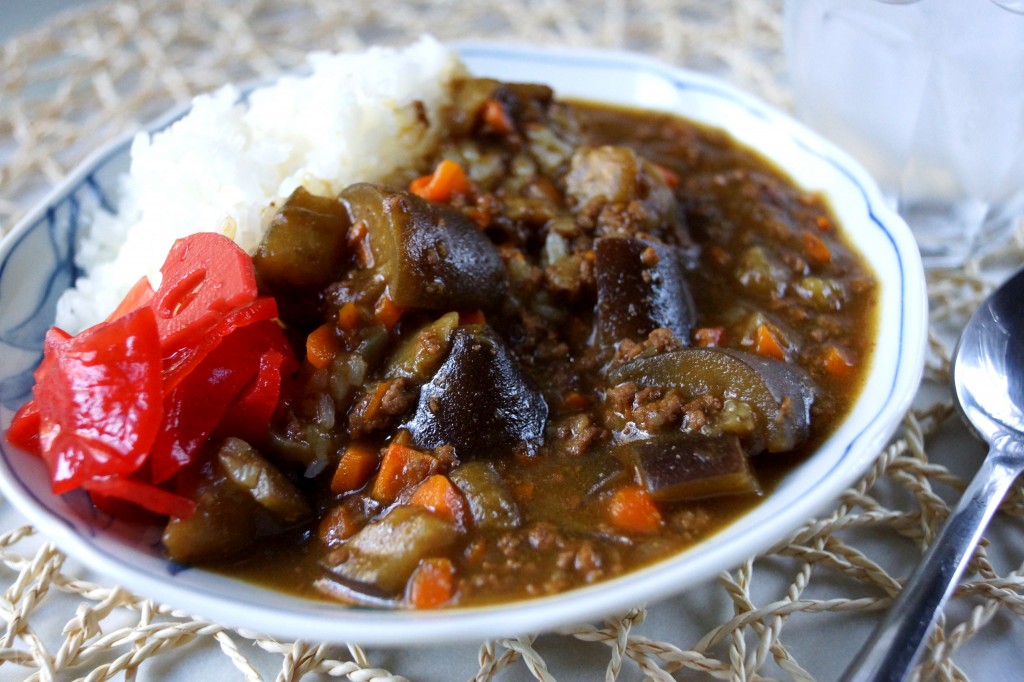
[[0, 43, 927, 645]]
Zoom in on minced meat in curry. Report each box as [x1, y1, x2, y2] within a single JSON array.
[[163, 78, 877, 608]]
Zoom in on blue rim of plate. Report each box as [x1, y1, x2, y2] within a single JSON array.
[[0, 42, 927, 645]]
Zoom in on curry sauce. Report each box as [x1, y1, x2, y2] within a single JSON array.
[[181, 80, 877, 608]]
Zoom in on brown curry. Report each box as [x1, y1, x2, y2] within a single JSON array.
[[162, 78, 877, 608]]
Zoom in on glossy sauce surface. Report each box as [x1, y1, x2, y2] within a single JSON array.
[[196, 84, 877, 608]]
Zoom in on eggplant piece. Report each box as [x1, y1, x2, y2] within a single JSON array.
[[447, 78, 500, 138], [254, 186, 352, 292], [339, 183, 505, 310], [403, 325, 548, 458], [618, 434, 758, 502], [343, 313, 461, 439], [163, 439, 311, 563], [448, 461, 521, 531], [163, 469, 259, 564], [595, 237, 696, 345], [383, 312, 459, 382], [319, 505, 460, 597], [608, 348, 815, 454], [214, 438, 311, 522], [447, 79, 554, 138]]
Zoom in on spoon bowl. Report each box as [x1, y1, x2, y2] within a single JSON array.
[[954, 273, 1024, 442], [842, 266, 1024, 682]]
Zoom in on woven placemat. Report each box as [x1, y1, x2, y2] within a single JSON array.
[[2, 1, 1023, 680]]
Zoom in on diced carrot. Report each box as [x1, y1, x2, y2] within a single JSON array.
[[409, 159, 472, 203], [481, 98, 514, 135], [374, 295, 403, 331], [318, 504, 362, 546], [693, 326, 726, 348], [803, 232, 832, 263], [391, 428, 415, 447], [360, 381, 391, 423], [348, 220, 373, 267], [330, 442, 380, 494], [458, 309, 486, 326], [608, 485, 663, 535], [409, 474, 469, 527], [406, 557, 456, 609], [306, 322, 339, 369], [652, 163, 680, 189], [815, 215, 831, 231], [371, 441, 439, 504], [822, 345, 855, 378], [467, 207, 491, 229], [754, 324, 786, 360], [337, 301, 363, 332], [558, 391, 590, 413], [347, 219, 367, 243]]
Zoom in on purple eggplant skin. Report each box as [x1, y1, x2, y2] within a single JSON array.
[[595, 236, 696, 345], [318, 506, 460, 599], [339, 183, 506, 311], [618, 434, 758, 502], [403, 325, 548, 459], [254, 187, 354, 326], [254, 186, 353, 292], [607, 347, 815, 454]]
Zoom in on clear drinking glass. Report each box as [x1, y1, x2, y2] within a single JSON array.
[[784, 0, 1024, 268]]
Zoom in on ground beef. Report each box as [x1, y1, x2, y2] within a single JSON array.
[[613, 327, 684, 365], [550, 413, 609, 457], [631, 386, 686, 431], [347, 378, 418, 437], [543, 252, 595, 299], [603, 382, 723, 435], [459, 523, 623, 599]]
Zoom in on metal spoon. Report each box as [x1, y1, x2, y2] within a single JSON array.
[[841, 266, 1024, 682]]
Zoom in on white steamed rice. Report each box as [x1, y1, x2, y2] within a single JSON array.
[[56, 36, 462, 333]]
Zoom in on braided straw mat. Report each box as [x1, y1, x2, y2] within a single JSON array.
[[2, 1, 1023, 680]]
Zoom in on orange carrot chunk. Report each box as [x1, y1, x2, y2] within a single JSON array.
[[693, 326, 726, 348], [348, 220, 373, 267], [822, 345, 855, 378], [409, 474, 469, 527], [608, 485, 663, 535], [306, 322, 339, 369], [803, 232, 832, 263], [754, 324, 786, 360], [337, 301, 363, 332], [481, 98, 514, 135], [652, 163, 680, 189], [374, 295, 404, 331], [406, 557, 456, 609], [458, 308, 486, 326], [330, 442, 380, 494], [409, 159, 472, 203], [558, 391, 591, 413], [371, 441, 439, 504], [318, 504, 362, 545]]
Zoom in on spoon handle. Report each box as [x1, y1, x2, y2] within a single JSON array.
[[840, 440, 1023, 682]]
